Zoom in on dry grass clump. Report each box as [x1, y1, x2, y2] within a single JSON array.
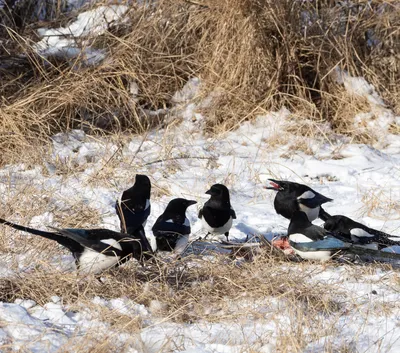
[[0, 0, 399, 163], [0, 252, 342, 323]]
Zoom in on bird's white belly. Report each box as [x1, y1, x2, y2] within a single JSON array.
[[202, 217, 233, 234], [289, 233, 332, 261], [79, 249, 120, 274], [298, 204, 320, 222]]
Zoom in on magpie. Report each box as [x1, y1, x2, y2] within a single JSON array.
[[287, 211, 349, 261], [152, 198, 197, 253], [265, 179, 333, 222], [0, 218, 153, 274], [115, 174, 151, 234], [323, 214, 400, 250], [198, 184, 236, 242]]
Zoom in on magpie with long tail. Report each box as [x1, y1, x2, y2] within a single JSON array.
[[0, 218, 153, 274], [265, 179, 333, 222], [198, 184, 236, 242], [323, 214, 400, 250], [116, 174, 151, 234], [287, 211, 350, 261], [152, 198, 197, 253]]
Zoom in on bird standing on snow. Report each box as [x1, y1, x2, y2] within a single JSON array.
[[265, 179, 332, 222], [323, 214, 400, 250], [198, 184, 236, 242], [287, 211, 348, 261], [152, 198, 197, 253], [115, 174, 151, 240], [0, 218, 153, 274]]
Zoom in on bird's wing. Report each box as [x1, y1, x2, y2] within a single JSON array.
[[51, 227, 126, 256], [299, 192, 333, 208], [230, 207, 237, 219], [303, 223, 328, 241], [290, 236, 350, 252]]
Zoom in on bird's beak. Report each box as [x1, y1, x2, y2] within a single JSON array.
[[205, 189, 212, 195], [263, 179, 283, 191], [187, 200, 197, 206]]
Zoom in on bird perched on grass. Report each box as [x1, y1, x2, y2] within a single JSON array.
[[265, 179, 332, 222], [152, 198, 197, 254], [0, 218, 153, 274], [198, 184, 236, 242], [115, 174, 151, 240], [323, 214, 400, 250], [287, 211, 349, 261]]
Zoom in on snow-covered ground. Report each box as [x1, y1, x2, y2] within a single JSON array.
[[0, 71, 400, 352]]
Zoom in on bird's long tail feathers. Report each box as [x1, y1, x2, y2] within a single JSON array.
[[0, 218, 57, 239], [0, 218, 79, 251]]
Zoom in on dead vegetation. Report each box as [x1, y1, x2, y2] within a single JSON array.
[[0, 251, 343, 322], [0, 0, 399, 164]]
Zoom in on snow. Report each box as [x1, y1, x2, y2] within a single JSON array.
[[33, 5, 128, 65]]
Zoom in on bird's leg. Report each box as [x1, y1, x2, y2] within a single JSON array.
[[225, 232, 229, 242], [203, 232, 210, 240]]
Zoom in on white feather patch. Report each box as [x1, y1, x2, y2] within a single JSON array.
[[201, 217, 233, 234], [298, 204, 320, 222], [79, 249, 120, 274], [298, 191, 315, 200], [100, 238, 123, 251], [350, 228, 375, 238], [289, 233, 313, 243]]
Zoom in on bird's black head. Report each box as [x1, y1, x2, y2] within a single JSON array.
[[135, 174, 151, 188], [205, 184, 230, 200], [323, 215, 353, 234], [264, 179, 285, 191], [265, 179, 308, 194], [131, 174, 151, 201], [119, 174, 151, 213], [165, 198, 197, 214]]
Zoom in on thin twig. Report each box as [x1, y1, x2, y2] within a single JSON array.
[[142, 156, 213, 166]]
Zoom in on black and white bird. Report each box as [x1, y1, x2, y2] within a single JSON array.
[[287, 211, 349, 261], [198, 184, 236, 242], [0, 218, 153, 274], [265, 179, 333, 222], [115, 174, 151, 235], [323, 214, 400, 250], [152, 198, 197, 253]]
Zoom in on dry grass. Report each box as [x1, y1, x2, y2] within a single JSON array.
[[0, 0, 399, 165]]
